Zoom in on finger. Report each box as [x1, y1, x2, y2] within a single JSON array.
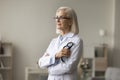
[[62, 52, 70, 56], [63, 50, 70, 55], [62, 51, 66, 54], [62, 54, 70, 57], [62, 49, 69, 53], [62, 48, 68, 51]]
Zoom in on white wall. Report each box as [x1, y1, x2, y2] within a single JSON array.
[[113, 0, 120, 67], [0, 0, 114, 80]]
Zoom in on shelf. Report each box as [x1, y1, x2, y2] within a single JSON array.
[[0, 42, 13, 80], [0, 67, 12, 70], [93, 76, 105, 79], [0, 55, 12, 57], [85, 69, 92, 72], [93, 45, 108, 77]]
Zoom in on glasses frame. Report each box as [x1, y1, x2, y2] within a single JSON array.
[[53, 16, 71, 20]]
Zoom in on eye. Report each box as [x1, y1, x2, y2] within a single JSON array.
[[53, 16, 71, 20], [53, 16, 58, 19], [60, 16, 71, 20]]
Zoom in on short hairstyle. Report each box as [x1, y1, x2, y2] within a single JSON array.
[[56, 7, 79, 34]]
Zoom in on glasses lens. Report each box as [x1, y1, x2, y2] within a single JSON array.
[[53, 16, 70, 20]]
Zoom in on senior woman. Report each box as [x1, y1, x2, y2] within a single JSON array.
[[38, 7, 83, 80]]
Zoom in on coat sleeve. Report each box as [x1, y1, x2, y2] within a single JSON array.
[[38, 39, 57, 69], [38, 54, 56, 69], [48, 39, 83, 75]]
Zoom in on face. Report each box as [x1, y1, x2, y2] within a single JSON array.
[[55, 10, 72, 33]]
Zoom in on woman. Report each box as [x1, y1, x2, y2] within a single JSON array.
[[38, 7, 83, 80]]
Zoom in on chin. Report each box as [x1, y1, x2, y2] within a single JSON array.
[[56, 27, 61, 29], [56, 29, 62, 34]]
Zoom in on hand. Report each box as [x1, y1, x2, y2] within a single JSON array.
[[55, 48, 70, 59], [61, 48, 71, 57]]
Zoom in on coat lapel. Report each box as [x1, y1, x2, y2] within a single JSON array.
[[54, 32, 74, 54], [59, 32, 74, 46]]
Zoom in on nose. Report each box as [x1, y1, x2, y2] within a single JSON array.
[[56, 18, 60, 22]]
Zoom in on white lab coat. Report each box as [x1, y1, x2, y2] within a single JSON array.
[[38, 32, 83, 80]]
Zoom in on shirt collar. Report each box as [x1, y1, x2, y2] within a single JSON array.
[[64, 32, 74, 38], [59, 32, 74, 40]]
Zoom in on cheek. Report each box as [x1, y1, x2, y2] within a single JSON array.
[[62, 21, 70, 27], [56, 23, 61, 29]]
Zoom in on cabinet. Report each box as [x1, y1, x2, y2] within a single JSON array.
[[0, 42, 13, 80], [25, 67, 48, 80], [93, 44, 108, 77]]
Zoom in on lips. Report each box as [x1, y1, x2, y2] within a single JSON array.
[[56, 24, 61, 29], [57, 23, 61, 26], [57, 24, 61, 25]]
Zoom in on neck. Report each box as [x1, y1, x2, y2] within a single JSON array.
[[56, 28, 71, 36], [60, 30, 70, 36]]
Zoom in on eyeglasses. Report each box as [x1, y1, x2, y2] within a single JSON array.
[[53, 16, 71, 20]]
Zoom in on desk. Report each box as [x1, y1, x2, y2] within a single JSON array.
[[25, 67, 48, 80]]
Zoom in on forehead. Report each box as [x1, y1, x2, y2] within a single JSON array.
[[56, 10, 67, 16]]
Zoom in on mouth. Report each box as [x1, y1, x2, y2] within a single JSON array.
[[57, 23, 61, 26], [56, 24, 61, 29]]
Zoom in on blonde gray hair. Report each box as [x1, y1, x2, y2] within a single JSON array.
[[56, 7, 79, 34]]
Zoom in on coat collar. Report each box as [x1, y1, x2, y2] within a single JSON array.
[[54, 32, 74, 51], [59, 32, 74, 39], [57, 32, 75, 45]]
